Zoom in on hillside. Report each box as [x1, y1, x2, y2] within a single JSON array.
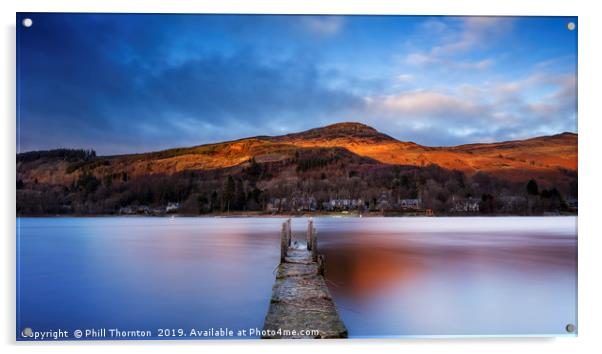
[[17, 122, 577, 184], [273, 123, 577, 184], [16, 122, 577, 215]]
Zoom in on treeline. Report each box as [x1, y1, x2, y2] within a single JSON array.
[[524, 179, 573, 214], [17, 149, 96, 163], [16, 149, 577, 215]]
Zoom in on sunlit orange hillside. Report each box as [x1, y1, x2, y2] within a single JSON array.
[[271, 122, 577, 184], [17, 122, 577, 188]]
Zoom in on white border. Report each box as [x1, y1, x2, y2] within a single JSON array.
[[2, 1, 601, 354]]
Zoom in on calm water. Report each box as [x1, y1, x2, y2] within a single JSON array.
[[17, 216, 577, 339]]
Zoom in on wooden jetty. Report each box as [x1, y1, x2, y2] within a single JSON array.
[[262, 219, 348, 339]]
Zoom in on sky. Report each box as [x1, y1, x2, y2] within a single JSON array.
[[17, 14, 577, 155]]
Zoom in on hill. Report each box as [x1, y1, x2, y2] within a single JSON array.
[[16, 123, 577, 215]]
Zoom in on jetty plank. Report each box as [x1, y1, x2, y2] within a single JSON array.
[[262, 220, 348, 339]]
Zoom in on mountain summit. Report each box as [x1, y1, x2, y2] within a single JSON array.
[[276, 122, 395, 143]]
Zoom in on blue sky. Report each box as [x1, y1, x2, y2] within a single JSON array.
[[17, 14, 577, 155]]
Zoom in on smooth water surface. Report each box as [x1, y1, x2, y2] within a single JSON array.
[[17, 216, 577, 339]]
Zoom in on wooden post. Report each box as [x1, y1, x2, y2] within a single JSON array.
[[287, 218, 292, 247], [317, 254, 326, 276], [307, 219, 313, 250], [280, 222, 288, 263], [263, 220, 348, 338], [311, 226, 318, 262]]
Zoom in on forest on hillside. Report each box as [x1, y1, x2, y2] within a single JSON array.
[[16, 148, 577, 216]]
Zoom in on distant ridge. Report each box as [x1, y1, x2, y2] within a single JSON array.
[[17, 122, 577, 186]]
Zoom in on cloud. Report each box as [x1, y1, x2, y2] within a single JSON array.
[[524, 74, 576, 119], [405, 54, 494, 70], [405, 53, 438, 66], [361, 67, 576, 146], [17, 14, 576, 153], [17, 15, 362, 154], [301, 16, 344, 36], [370, 91, 486, 118], [21, 51, 365, 154], [419, 19, 448, 33], [404, 17, 512, 70], [396, 74, 414, 82], [458, 58, 495, 70], [432, 17, 513, 56]]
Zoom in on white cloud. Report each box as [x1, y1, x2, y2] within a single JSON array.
[[301, 16, 344, 36], [368, 90, 487, 118], [404, 17, 512, 70], [458, 58, 495, 70], [432, 17, 513, 56], [404, 53, 494, 71], [491, 72, 576, 104], [420, 19, 448, 33], [359, 68, 576, 145], [525, 74, 576, 119], [405, 52, 438, 66], [396, 74, 414, 82]]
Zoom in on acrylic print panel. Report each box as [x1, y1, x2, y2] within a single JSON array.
[[16, 13, 578, 340]]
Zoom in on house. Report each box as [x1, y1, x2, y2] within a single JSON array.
[[450, 197, 480, 213], [321, 198, 364, 211], [376, 193, 393, 211], [166, 202, 180, 213], [266, 198, 286, 212], [499, 195, 526, 212], [565, 197, 578, 211], [400, 198, 422, 210], [288, 196, 316, 211], [118, 206, 135, 215]]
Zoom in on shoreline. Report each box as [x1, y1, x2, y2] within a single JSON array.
[[16, 211, 578, 218]]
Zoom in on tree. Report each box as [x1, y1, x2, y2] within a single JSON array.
[[235, 178, 246, 210], [246, 187, 262, 211], [526, 179, 539, 196], [197, 193, 208, 213], [210, 191, 219, 212], [526, 179, 540, 214], [223, 176, 235, 212], [77, 173, 100, 195], [481, 193, 495, 214], [245, 157, 262, 180]]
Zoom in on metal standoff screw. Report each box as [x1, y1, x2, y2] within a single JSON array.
[[21, 327, 33, 337], [567, 22, 576, 31]]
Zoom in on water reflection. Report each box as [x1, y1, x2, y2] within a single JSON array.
[[321, 244, 425, 300], [316, 217, 577, 336], [17, 216, 577, 338]]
